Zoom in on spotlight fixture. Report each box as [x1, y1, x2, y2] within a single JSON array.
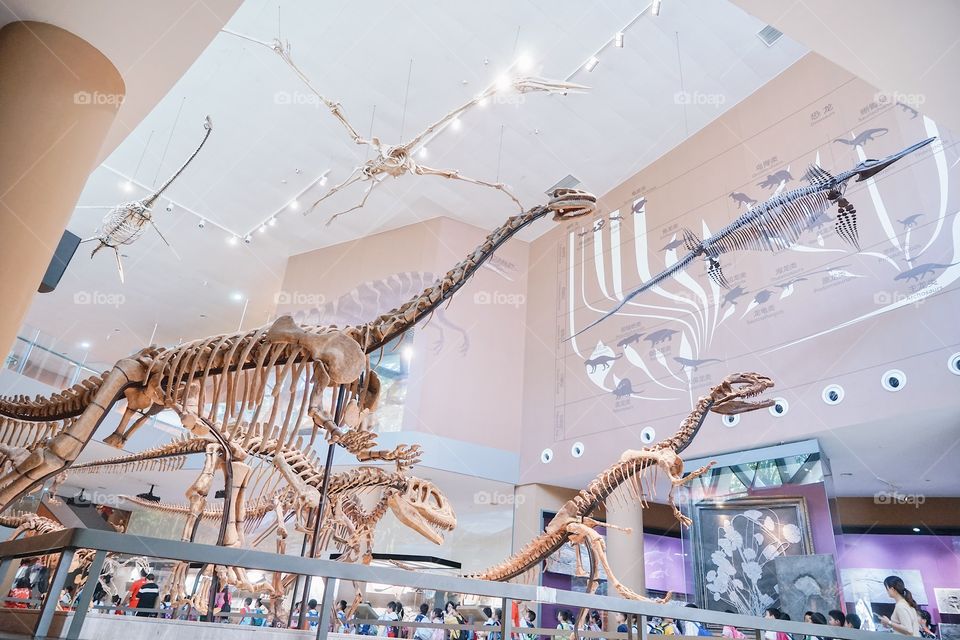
[[418, 147, 428, 159], [571, 442, 585, 458], [614, 32, 625, 48], [230, 292, 244, 301], [822, 384, 844, 405], [226, 235, 238, 245], [243, 235, 252, 244], [259, 225, 267, 234], [584, 56, 600, 73], [79, 341, 91, 349], [451, 117, 462, 131], [268, 217, 277, 227], [319, 175, 328, 186], [478, 96, 490, 107], [136, 485, 161, 503], [640, 426, 656, 444], [289, 199, 300, 211], [120, 180, 134, 193], [495, 75, 512, 91], [881, 369, 906, 392], [651, 0, 663, 16], [948, 352, 960, 376], [401, 345, 414, 361], [540, 448, 554, 464], [165, 201, 174, 212], [912, 527, 921, 533], [516, 54, 533, 72], [722, 414, 739, 428], [769, 397, 789, 417]]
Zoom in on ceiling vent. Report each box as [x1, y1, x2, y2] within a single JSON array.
[[546, 174, 582, 196], [757, 25, 783, 47]]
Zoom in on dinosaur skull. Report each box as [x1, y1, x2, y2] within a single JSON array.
[[850, 136, 936, 182], [387, 477, 456, 545], [710, 372, 775, 415]]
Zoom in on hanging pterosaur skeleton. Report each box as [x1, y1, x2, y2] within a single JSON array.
[[82, 116, 213, 283], [572, 137, 936, 337], [223, 29, 587, 225]]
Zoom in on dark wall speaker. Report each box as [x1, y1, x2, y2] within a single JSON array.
[[38, 230, 81, 293]]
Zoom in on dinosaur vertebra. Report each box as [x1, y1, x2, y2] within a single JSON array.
[[0, 511, 63, 539], [0, 189, 596, 513], [471, 372, 774, 619], [574, 138, 935, 336]]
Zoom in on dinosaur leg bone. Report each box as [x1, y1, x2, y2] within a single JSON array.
[[666, 461, 715, 527], [413, 163, 523, 212], [182, 444, 220, 542]]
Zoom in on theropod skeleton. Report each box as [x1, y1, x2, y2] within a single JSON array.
[[573, 138, 935, 337], [471, 373, 774, 623], [0, 189, 594, 522], [82, 117, 213, 283]]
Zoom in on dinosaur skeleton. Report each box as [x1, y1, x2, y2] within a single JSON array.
[[224, 29, 588, 225], [0, 188, 594, 516], [0, 510, 64, 539], [573, 138, 936, 337], [81, 117, 213, 283], [471, 373, 775, 625]]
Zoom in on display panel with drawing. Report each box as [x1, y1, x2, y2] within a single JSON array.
[[691, 497, 813, 615]]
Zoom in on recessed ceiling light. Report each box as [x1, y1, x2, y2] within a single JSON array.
[[495, 75, 512, 91], [226, 235, 238, 245], [418, 147, 428, 159], [120, 180, 134, 193], [231, 292, 244, 302], [401, 345, 414, 360], [516, 54, 533, 72], [79, 341, 90, 349], [268, 217, 277, 226], [259, 225, 267, 233], [289, 200, 300, 211], [451, 118, 462, 131], [912, 527, 921, 533], [584, 56, 600, 72]]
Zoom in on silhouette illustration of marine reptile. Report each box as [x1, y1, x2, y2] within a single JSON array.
[[898, 214, 923, 228], [632, 198, 647, 214], [729, 192, 757, 209], [571, 138, 935, 338], [660, 238, 686, 252], [752, 289, 775, 304], [612, 378, 637, 398], [896, 102, 919, 119], [834, 128, 889, 148], [894, 262, 958, 282], [674, 357, 722, 372], [584, 354, 622, 373], [757, 169, 793, 190], [617, 333, 644, 348], [609, 214, 624, 222], [645, 329, 679, 346], [722, 286, 748, 307]]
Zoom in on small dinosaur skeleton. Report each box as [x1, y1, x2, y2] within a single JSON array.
[[470, 373, 774, 626], [0, 510, 64, 539], [573, 138, 936, 337], [82, 117, 213, 283], [223, 29, 588, 225], [0, 188, 595, 514]]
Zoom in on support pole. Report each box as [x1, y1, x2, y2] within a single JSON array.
[[315, 576, 336, 640], [298, 383, 346, 629], [66, 549, 106, 640], [34, 549, 75, 639]]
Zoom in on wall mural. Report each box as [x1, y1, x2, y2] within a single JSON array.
[[935, 587, 960, 615], [554, 74, 959, 440], [840, 567, 929, 605], [773, 553, 842, 623]]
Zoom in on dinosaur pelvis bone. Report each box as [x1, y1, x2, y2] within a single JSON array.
[[265, 316, 365, 385]]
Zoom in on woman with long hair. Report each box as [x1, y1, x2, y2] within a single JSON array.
[[879, 575, 921, 636]]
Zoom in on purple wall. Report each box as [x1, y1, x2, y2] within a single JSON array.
[[837, 533, 960, 624]]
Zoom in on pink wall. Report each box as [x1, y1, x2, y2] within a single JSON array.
[[837, 533, 960, 623]]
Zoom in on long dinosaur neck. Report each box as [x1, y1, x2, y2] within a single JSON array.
[[345, 205, 551, 353], [142, 119, 213, 207], [655, 394, 715, 456]]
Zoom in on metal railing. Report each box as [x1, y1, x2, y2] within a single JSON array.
[[0, 528, 893, 640]]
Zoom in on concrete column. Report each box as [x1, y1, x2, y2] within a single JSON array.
[[0, 21, 124, 354], [604, 500, 645, 595]]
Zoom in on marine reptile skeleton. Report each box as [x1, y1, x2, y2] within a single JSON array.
[[470, 373, 774, 620], [574, 138, 936, 336]]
